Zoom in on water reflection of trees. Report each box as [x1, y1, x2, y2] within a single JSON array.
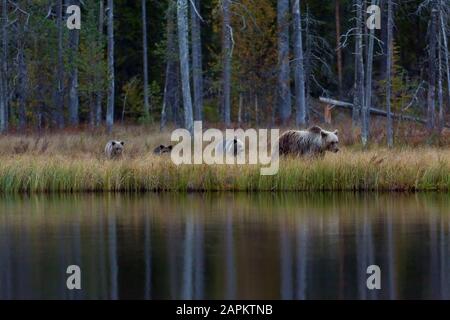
[[0, 193, 450, 299]]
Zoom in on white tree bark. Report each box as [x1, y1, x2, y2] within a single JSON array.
[[353, 0, 364, 128], [96, 0, 105, 126], [106, 0, 115, 133], [177, 0, 194, 133], [292, 0, 307, 126], [437, 18, 444, 132], [221, 0, 232, 126], [68, 0, 80, 126], [0, 0, 7, 132], [427, 8, 438, 131], [277, 0, 291, 124], [191, 0, 204, 121], [362, 0, 377, 146], [439, 1, 450, 121], [386, 0, 393, 147]]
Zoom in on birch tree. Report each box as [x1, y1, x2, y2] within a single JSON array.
[[68, 0, 80, 126], [362, 0, 377, 146], [438, 23, 444, 132], [427, 7, 438, 131], [353, 0, 364, 127], [106, 0, 115, 132], [161, 0, 181, 130], [277, 0, 291, 124], [177, 0, 193, 133], [17, 3, 29, 131], [386, 0, 393, 147], [0, 0, 7, 132], [292, 0, 306, 126], [335, 0, 343, 98], [96, 0, 105, 126], [438, 0, 450, 121], [142, 0, 150, 119], [190, 0, 203, 121], [222, 0, 232, 126], [55, 0, 65, 128]]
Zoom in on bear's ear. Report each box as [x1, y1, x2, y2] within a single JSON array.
[[168, 145, 173, 150], [321, 131, 328, 138], [159, 144, 165, 148], [120, 141, 124, 146], [111, 141, 116, 146], [309, 126, 322, 134], [334, 130, 338, 135]]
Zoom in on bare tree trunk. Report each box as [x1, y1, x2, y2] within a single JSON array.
[[386, 0, 393, 147], [254, 92, 259, 125], [292, 0, 307, 126], [439, 1, 450, 117], [96, 0, 104, 126], [335, 0, 343, 98], [18, 41, 27, 131], [161, 1, 179, 130], [17, 4, 29, 130], [0, 67, 4, 133], [437, 18, 444, 133], [142, 0, 150, 118], [160, 63, 170, 130], [177, 0, 194, 133], [277, 0, 291, 124], [427, 8, 438, 131], [353, 0, 364, 128], [0, 0, 6, 133], [362, 0, 377, 146], [68, 0, 80, 126], [55, 0, 65, 129], [191, 0, 203, 121], [106, 0, 115, 133], [222, 0, 232, 126]]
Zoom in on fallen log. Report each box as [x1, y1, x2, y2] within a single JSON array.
[[318, 97, 433, 125]]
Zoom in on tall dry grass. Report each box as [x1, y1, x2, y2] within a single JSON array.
[[1, 125, 450, 193]]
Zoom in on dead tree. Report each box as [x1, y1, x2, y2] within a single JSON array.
[[0, 0, 7, 132], [292, 0, 307, 126], [362, 0, 377, 146], [177, 0, 194, 133], [190, 0, 203, 121], [335, 0, 343, 98], [353, 0, 365, 128], [68, 0, 80, 126], [96, 0, 105, 126], [55, 0, 65, 128], [277, 0, 291, 124], [221, 0, 232, 126], [386, 0, 394, 147], [427, 7, 438, 131], [161, 1, 181, 130], [106, 0, 115, 133]]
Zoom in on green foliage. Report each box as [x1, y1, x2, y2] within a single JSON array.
[[378, 44, 421, 116], [78, 1, 107, 118]]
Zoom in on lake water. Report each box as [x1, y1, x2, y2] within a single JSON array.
[[0, 193, 449, 300]]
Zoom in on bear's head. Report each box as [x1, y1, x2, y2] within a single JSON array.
[[111, 141, 124, 155], [321, 129, 339, 153], [153, 144, 173, 155]]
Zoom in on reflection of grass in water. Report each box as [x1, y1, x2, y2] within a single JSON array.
[[2, 129, 450, 192]]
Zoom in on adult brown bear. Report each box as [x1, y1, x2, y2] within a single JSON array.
[[278, 126, 339, 157]]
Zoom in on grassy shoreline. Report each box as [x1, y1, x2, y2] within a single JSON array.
[[1, 148, 450, 193], [1, 127, 450, 193]]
